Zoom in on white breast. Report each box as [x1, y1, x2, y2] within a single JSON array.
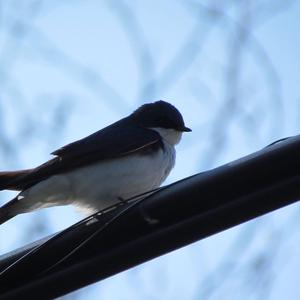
[[69, 140, 176, 213]]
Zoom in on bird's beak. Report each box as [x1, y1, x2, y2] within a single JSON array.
[[180, 126, 192, 132]]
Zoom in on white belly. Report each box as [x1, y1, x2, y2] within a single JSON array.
[[20, 141, 176, 215]]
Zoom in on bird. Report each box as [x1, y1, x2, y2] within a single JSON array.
[[0, 100, 191, 225]]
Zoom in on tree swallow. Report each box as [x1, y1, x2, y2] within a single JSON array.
[[0, 100, 191, 224]]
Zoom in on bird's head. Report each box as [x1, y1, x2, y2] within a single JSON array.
[[131, 100, 191, 145]]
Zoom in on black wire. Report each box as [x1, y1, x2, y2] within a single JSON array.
[[0, 186, 164, 278]]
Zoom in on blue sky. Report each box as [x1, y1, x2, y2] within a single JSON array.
[[0, 1, 300, 299]]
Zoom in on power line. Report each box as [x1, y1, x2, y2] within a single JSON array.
[[0, 136, 299, 299]]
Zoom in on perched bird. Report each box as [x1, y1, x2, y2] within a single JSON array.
[[0, 100, 191, 224]]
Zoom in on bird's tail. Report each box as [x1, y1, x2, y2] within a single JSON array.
[[0, 170, 31, 225], [0, 170, 30, 191], [0, 198, 18, 225]]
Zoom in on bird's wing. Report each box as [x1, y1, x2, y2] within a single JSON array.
[[2, 121, 162, 190], [51, 119, 161, 159]]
